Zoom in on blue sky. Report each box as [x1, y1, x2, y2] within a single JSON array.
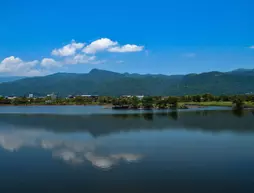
[[0, 0, 253, 76]]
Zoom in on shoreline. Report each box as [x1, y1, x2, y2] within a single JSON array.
[[0, 104, 105, 107], [0, 103, 253, 110]]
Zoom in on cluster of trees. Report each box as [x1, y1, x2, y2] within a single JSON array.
[[112, 96, 179, 109], [178, 93, 254, 103]]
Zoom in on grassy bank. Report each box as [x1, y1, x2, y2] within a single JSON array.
[[180, 101, 254, 108]]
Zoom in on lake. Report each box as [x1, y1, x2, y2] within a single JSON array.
[[0, 106, 254, 193]]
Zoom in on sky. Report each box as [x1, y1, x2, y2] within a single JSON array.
[[0, 0, 253, 76]]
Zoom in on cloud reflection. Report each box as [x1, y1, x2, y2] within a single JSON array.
[[0, 129, 143, 170], [85, 152, 116, 170], [53, 150, 84, 164]]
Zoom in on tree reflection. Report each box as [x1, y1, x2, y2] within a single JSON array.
[[232, 109, 245, 118], [168, 111, 178, 120], [142, 113, 154, 121], [0, 110, 254, 136]]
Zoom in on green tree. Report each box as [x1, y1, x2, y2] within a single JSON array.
[[142, 96, 154, 109], [131, 96, 140, 109], [232, 98, 244, 110], [167, 96, 178, 108], [202, 93, 214, 102], [193, 95, 202, 102]]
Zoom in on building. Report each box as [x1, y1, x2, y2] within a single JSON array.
[[6, 96, 17, 100], [28, 94, 34, 98], [121, 95, 132, 98], [47, 93, 57, 100], [136, 95, 144, 100], [67, 95, 75, 99], [121, 95, 144, 99], [81, 95, 92, 97]]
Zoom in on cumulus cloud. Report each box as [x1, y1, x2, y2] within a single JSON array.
[[41, 58, 61, 68], [249, 46, 254, 49], [0, 56, 43, 76], [83, 38, 118, 54], [65, 54, 96, 65], [52, 40, 85, 57], [1, 38, 144, 75], [108, 44, 144, 53], [41, 54, 96, 68]]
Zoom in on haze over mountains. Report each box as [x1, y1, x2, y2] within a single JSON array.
[[0, 76, 25, 83], [0, 68, 254, 96]]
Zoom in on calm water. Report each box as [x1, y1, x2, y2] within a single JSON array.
[[0, 106, 254, 193]]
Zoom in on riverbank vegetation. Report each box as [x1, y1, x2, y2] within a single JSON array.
[[0, 94, 253, 110]]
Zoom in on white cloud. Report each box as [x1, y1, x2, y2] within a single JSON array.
[[1, 38, 144, 75], [41, 58, 61, 68], [108, 44, 144, 53], [83, 38, 118, 54], [52, 40, 85, 57], [64, 54, 96, 65], [41, 54, 96, 67], [249, 45, 254, 49], [0, 56, 42, 76]]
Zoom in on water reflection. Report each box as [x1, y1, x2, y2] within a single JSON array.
[[232, 109, 245, 117], [0, 110, 254, 170], [0, 110, 253, 136], [1, 109, 254, 193], [0, 128, 143, 170]]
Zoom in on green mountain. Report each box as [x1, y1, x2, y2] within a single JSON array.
[[0, 69, 254, 96]]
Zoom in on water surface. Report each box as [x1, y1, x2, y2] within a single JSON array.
[[0, 106, 254, 193]]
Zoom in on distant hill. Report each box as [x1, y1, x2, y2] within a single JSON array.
[[227, 68, 254, 76], [0, 76, 25, 83], [0, 69, 254, 96]]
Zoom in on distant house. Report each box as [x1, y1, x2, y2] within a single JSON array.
[[67, 95, 75, 99], [121, 95, 144, 99], [6, 96, 17, 100], [81, 95, 92, 97], [80, 95, 99, 98], [121, 95, 132, 98], [136, 95, 144, 100], [47, 93, 57, 100]]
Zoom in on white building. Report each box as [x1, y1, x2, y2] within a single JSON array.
[[28, 94, 34, 98], [136, 95, 144, 99], [47, 93, 57, 100], [6, 96, 16, 100]]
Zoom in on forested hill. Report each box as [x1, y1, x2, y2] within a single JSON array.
[[0, 68, 254, 96]]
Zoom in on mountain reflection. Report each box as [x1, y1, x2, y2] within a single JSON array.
[[0, 110, 253, 137]]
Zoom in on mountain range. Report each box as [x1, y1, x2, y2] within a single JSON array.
[[0, 68, 254, 96]]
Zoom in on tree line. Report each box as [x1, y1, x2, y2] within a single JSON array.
[[0, 94, 253, 110]]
